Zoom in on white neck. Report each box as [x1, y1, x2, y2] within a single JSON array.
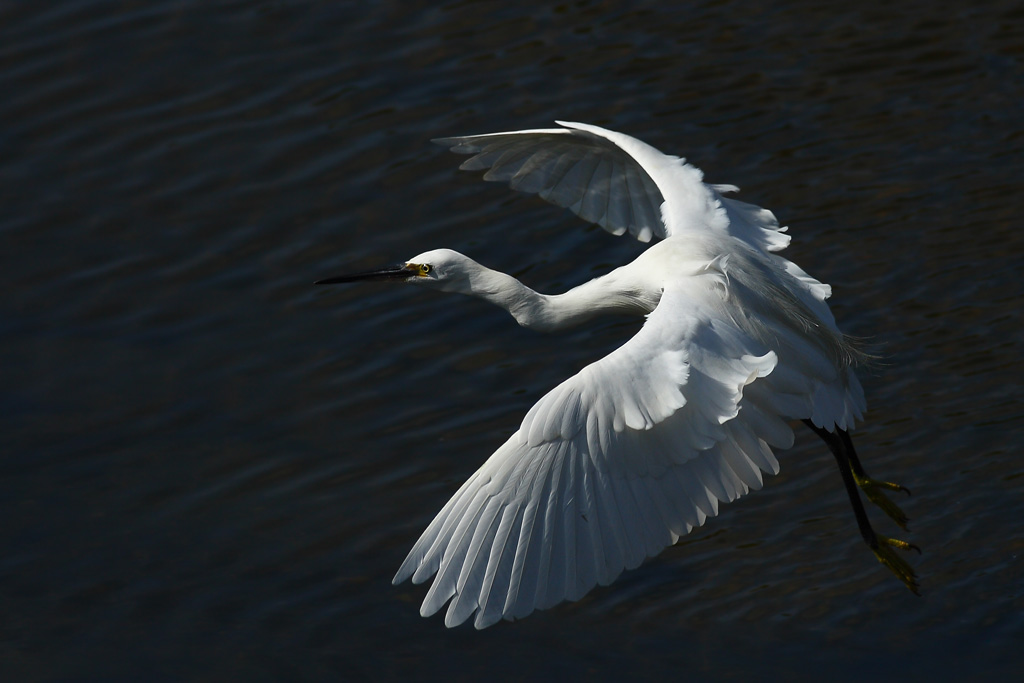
[[452, 261, 655, 332]]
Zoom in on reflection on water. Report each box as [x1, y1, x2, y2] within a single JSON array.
[[2, 0, 1022, 678]]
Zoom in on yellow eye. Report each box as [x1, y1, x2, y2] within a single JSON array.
[[419, 264, 432, 276]]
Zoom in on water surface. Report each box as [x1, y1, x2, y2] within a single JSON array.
[[2, 0, 1023, 678]]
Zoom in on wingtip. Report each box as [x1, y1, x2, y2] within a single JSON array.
[[392, 560, 415, 585]]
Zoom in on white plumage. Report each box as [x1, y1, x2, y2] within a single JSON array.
[[318, 121, 916, 629]]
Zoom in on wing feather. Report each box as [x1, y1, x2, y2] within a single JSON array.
[[475, 503, 523, 628], [577, 157, 613, 228], [438, 121, 810, 266], [436, 122, 781, 247], [719, 434, 764, 492], [502, 449, 554, 617], [394, 278, 818, 627], [529, 442, 564, 611], [642, 472, 686, 539]]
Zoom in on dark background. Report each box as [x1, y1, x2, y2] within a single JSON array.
[[3, 0, 1022, 679]]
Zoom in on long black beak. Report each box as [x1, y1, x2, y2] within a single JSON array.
[[315, 263, 416, 285]]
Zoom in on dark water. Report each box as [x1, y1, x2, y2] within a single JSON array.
[[3, 0, 1023, 678]]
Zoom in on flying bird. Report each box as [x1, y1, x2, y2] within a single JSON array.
[[317, 121, 918, 629]]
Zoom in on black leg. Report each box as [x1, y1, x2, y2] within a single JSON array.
[[802, 420, 877, 546], [802, 420, 921, 595], [824, 426, 912, 528], [838, 428, 868, 478]]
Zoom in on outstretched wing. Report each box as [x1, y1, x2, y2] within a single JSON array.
[[434, 121, 790, 252], [393, 272, 823, 629]]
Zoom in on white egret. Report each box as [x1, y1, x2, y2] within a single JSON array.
[[318, 121, 918, 629]]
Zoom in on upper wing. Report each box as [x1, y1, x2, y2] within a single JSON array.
[[393, 274, 808, 629], [434, 121, 790, 252]]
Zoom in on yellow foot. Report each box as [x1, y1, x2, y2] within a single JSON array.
[[856, 474, 911, 530], [873, 535, 921, 595]]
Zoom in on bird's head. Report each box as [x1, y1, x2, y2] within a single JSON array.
[[316, 248, 476, 294]]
